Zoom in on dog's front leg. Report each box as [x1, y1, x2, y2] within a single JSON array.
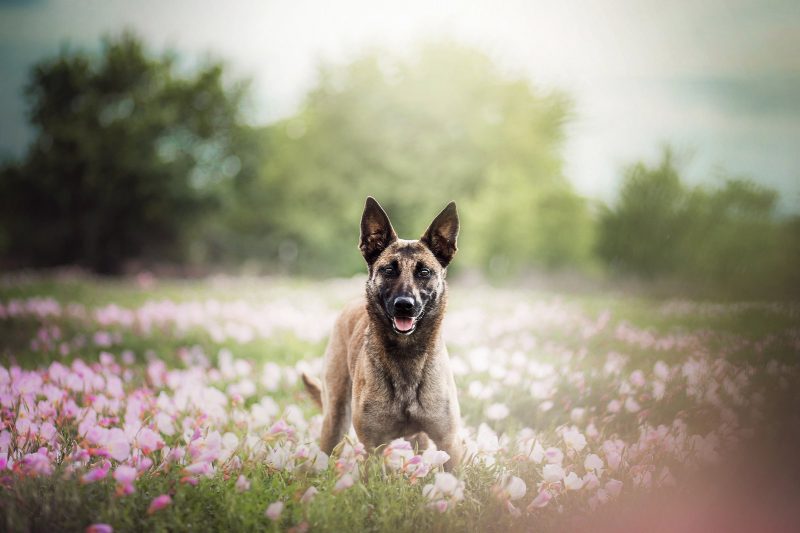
[[427, 426, 464, 472], [352, 415, 383, 455], [320, 377, 352, 454]]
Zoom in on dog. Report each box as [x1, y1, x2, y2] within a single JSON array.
[[302, 197, 464, 470]]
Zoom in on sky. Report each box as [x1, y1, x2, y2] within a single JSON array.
[[1, 0, 798, 212]]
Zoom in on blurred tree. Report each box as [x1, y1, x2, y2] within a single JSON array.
[[223, 42, 591, 275], [0, 33, 249, 273], [597, 149, 686, 277], [598, 149, 798, 297]]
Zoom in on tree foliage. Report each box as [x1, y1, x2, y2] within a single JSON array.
[[216, 42, 591, 276], [598, 149, 799, 297], [0, 33, 249, 273]]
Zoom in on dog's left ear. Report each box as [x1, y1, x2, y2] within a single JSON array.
[[421, 201, 459, 268]]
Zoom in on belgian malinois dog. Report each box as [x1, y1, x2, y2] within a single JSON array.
[[302, 197, 464, 469]]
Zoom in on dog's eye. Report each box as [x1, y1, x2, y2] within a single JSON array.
[[418, 268, 431, 278], [382, 266, 396, 276]]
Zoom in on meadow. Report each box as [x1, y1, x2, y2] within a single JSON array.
[[1, 273, 798, 532]]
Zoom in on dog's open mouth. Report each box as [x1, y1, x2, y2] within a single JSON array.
[[392, 316, 416, 334]]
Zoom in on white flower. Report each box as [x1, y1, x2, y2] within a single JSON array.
[[497, 475, 527, 501], [562, 427, 587, 452], [564, 471, 584, 490], [434, 472, 459, 495], [542, 463, 564, 482], [422, 449, 450, 468], [486, 403, 510, 421], [654, 361, 670, 381], [584, 453, 604, 474], [544, 447, 563, 464], [624, 397, 641, 413]]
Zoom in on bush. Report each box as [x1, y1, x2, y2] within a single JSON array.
[[598, 149, 799, 298]]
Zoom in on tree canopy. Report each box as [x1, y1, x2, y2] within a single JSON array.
[[0, 33, 249, 273]]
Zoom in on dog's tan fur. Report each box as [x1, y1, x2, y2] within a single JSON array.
[[302, 197, 464, 469]]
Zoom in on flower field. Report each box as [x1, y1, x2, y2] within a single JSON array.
[[1, 274, 799, 532]]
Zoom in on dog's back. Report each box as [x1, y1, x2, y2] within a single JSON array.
[[302, 298, 367, 408]]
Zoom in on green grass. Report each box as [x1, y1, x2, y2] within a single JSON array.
[[0, 275, 798, 532]]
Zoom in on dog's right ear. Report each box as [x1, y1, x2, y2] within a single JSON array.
[[359, 197, 397, 265]]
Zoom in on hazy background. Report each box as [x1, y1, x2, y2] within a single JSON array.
[[0, 0, 798, 297]]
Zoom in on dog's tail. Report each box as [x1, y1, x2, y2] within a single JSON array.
[[301, 372, 323, 408]]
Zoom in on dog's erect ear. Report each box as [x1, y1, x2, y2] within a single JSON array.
[[421, 201, 459, 267], [359, 197, 397, 265]]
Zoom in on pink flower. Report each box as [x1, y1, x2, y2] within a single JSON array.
[[334, 473, 355, 492], [113, 465, 137, 485], [136, 457, 154, 473], [106, 429, 130, 462], [607, 399, 622, 413], [136, 428, 163, 454], [527, 489, 552, 510], [81, 463, 110, 484], [184, 461, 214, 477], [235, 475, 251, 493], [21, 450, 53, 476], [265, 501, 284, 521], [602, 439, 625, 470], [624, 397, 641, 413], [630, 370, 646, 387], [301, 486, 318, 503], [86, 524, 113, 533], [402, 454, 431, 480], [383, 438, 413, 470], [167, 446, 186, 463], [267, 420, 295, 440], [147, 494, 172, 514]]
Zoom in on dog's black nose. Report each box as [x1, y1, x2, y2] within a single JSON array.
[[393, 296, 415, 315]]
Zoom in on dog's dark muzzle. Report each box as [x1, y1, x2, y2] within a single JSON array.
[[389, 296, 421, 335]]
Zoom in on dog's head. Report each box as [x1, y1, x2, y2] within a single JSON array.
[[359, 197, 459, 336]]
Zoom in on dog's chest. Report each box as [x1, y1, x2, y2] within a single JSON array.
[[391, 382, 424, 421], [360, 369, 431, 426]]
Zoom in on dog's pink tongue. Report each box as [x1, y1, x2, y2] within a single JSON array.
[[393, 316, 415, 332]]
